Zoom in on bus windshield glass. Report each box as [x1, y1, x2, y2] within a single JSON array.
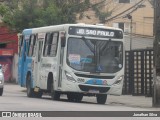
[[67, 37, 123, 73]]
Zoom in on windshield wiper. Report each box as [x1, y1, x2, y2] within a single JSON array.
[[100, 39, 111, 55], [82, 36, 94, 53]]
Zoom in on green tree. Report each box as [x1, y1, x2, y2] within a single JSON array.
[[0, 0, 92, 32], [0, 0, 114, 32]]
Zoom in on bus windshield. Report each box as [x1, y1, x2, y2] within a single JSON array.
[[67, 37, 123, 73]]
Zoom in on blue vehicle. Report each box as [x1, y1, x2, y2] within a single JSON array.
[[18, 30, 31, 87]]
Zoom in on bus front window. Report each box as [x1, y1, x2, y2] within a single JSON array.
[[67, 38, 123, 73]]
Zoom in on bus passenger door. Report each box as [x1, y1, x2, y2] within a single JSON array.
[[58, 31, 66, 88], [34, 40, 43, 88]]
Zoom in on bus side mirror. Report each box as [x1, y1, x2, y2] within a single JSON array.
[[61, 36, 66, 47]]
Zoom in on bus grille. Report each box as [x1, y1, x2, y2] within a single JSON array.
[[79, 85, 110, 93], [75, 73, 115, 79]]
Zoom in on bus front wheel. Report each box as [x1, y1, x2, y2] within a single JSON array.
[[96, 94, 107, 104]]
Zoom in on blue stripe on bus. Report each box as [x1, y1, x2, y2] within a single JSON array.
[[85, 79, 103, 85], [23, 29, 32, 35]]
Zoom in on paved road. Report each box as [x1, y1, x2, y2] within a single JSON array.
[[0, 84, 160, 120]]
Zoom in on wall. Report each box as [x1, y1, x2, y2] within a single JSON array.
[[0, 26, 18, 53], [0, 26, 18, 81], [12, 54, 18, 83], [0, 57, 12, 81], [77, 0, 154, 37]]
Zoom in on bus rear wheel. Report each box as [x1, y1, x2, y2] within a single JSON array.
[[50, 83, 60, 100], [35, 91, 43, 98], [96, 94, 107, 104], [26, 75, 34, 97]]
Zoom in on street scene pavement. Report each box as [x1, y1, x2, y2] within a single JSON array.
[[1, 83, 160, 120], [2, 83, 160, 111]]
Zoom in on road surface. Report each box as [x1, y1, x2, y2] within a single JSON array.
[[0, 84, 160, 120]]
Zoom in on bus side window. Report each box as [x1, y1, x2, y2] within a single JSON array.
[[43, 33, 50, 57], [43, 32, 59, 57], [47, 33, 53, 56], [28, 34, 36, 57], [49, 32, 59, 57], [38, 41, 43, 62], [28, 35, 32, 56], [19, 35, 24, 57], [32, 35, 37, 57], [31, 35, 36, 56]]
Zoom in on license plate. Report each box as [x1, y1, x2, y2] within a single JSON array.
[[89, 89, 99, 93]]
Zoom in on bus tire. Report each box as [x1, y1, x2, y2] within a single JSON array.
[[0, 88, 3, 96], [35, 91, 43, 98], [96, 94, 107, 104], [50, 82, 60, 100], [26, 74, 34, 97]]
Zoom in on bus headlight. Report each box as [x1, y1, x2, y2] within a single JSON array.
[[0, 80, 2, 84], [65, 71, 76, 83], [113, 76, 124, 85]]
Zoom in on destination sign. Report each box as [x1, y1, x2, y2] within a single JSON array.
[[69, 26, 123, 39]]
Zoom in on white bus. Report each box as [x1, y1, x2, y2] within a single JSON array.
[[19, 24, 124, 104]]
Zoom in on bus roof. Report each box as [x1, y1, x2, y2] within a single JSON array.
[[22, 23, 123, 35]]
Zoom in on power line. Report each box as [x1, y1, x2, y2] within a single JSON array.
[[105, 0, 145, 22]]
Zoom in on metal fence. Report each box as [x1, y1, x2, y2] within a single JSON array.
[[123, 49, 153, 97]]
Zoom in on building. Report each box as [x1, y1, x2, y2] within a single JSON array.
[[77, 0, 154, 50], [0, 0, 18, 81]]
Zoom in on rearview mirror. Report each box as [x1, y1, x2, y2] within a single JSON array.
[[61, 36, 66, 47], [60, 32, 66, 47]]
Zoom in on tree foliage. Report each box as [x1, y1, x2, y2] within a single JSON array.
[[92, 0, 112, 23], [0, 0, 113, 32], [0, 0, 91, 32]]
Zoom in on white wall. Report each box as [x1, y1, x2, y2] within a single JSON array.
[[124, 35, 153, 51], [12, 54, 18, 83]]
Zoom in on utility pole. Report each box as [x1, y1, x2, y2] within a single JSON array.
[[153, 0, 160, 107], [127, 14, 133, 50]]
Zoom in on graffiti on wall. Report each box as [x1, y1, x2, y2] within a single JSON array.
[[0, 57, 12, 81]]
